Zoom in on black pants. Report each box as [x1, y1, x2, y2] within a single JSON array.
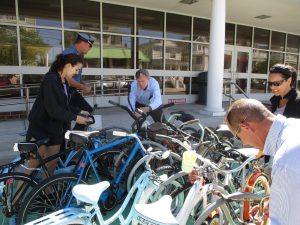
[[70, 88, 93, 131], [135, 102, 165, 122]]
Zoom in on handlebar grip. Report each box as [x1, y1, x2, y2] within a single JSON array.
[[108, 100, 119, 106], [163, 102, 175, 109]]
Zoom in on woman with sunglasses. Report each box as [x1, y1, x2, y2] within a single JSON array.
[[268, 64, 300, 118]]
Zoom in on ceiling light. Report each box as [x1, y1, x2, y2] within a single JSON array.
[[254, 15, 272, 20], [179, 0, 199, 5]]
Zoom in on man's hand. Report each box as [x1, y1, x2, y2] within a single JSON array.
[[139, 107, 150, 113], [134, 112, 141, 119], [82, 84, 92, 95], [188, 169, 199, 184]]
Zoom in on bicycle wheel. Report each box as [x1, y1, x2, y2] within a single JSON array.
[[97, 126, 131, 144], [0, 172, 38, 218], [17, 173, 87, 224]]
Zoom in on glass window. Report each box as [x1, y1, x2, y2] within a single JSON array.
[[165, 41, 190, 70], [235, 79, 247, 94], [23, 74, 44, 97], [224, 50, 232, 72], [253, 28, 269, 49], [286, 34, 300, 53], [103, 34, 133, 68], [271, 31, 285, 51], [193, 18, 210, 43], [18, 0, 61, 27], [102, 75, 133, 95], [251, 78, 266, 93], [285, 53, 298, 71], [192, 43, 208, 71], [64, 0, 100, 31], [0, 25, 18, 65], [236, 25, 252, 47], [166, 13, 191, 40], [0, 74, 20, 98], [0, 0, 16, 23], [137, 38, 163, 70], [236, 51, 249, 73], [165, 76, 188, 95], [103, 4, 133, 35], [20, 27, 62, 66], [64, 31, 101, 67], [270, 51, 284, 67], [137, 9, 163, 38], [225, 23, 235, 45], [252, 50, 268, 74]]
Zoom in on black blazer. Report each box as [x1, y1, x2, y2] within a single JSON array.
[[270, 88, 300, 118], [27, 71, 79, 144]]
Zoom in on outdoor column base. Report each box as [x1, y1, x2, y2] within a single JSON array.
[[200, 107, 226, 116]]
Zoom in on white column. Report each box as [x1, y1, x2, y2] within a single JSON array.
[[200, 0, 226, 116]]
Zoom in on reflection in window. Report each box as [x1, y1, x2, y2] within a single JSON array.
[[192, 43, 208, 71], [0, 74, 20, 98], [286, 34, 300, 53], [253, 28, 269, 49], [137, 9, 163, 38], [225, 23, 235, 45], [236, 52, 249, 73], [270, 52, 284, 67], [251, 78, 266, 93], [166, 13, 191, 40], [64, 0, 100, 31], [165, 76, 188, 95], [20, 27, 62, 66], [271, 31, 285, 51], [64, 31, 101, 67], [103, 4, 133, 35], [0, 0, 16, 23], [18, 0, 61, 27], [23, 74, 44, 97], [153, 76, 163, 94], [137, 38, 163, 69], [103, 35, 133, 68], [165, 41, 190, 70], [285, 54, 298, 71], [252, 50, 268, 74], [236, 25, 252, 47], [224, 50, 232, 72], [235, 79, 247, 94], [193, 18, 210, 43], [102, 75, 133, 95], [0, 25, 18, 65]]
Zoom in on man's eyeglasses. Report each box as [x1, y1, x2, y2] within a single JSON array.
[[267, 79, 287, 87], [233, 115, 247, 141]]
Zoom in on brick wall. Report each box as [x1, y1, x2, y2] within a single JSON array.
[[0, 111, 27, 120]]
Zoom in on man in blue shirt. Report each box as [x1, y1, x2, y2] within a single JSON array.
[[63, 33, 96, 129], [128, 69, 163, 122]]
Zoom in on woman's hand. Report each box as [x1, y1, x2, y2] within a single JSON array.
[[76, 115, 89, 125]]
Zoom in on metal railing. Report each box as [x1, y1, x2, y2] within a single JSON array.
[[0, 79, 133, 117], [223, 80, 249, 105]]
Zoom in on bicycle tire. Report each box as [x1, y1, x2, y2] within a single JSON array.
[[97, 126, 131, 144], [17, 173, 87, 225], [0, 172, 38, 218], [194, 192, 262, 225]]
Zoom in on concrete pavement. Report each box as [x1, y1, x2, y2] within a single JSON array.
[[0, 103, 227, 164]]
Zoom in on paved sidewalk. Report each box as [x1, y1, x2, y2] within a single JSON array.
[[0, 103, 227, 164]]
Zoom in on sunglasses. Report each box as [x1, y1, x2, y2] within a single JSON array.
[[267, 79, 287, 87]]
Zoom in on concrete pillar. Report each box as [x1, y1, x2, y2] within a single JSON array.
[[201, 0, 226, 116]]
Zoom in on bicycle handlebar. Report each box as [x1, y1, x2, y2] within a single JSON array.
[[155, 133, 257, 174]]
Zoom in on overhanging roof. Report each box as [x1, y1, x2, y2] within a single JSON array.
[[98, 0, 300, 35]]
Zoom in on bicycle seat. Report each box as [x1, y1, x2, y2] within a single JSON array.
[[65, 130, 100, 145], [133, 195, 178, 225], [236, 148, 259, 158], [13, 138, 50, 153], [72, 181, 110, 205]]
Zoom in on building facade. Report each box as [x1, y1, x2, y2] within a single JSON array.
[[1, 0, 300, 115]]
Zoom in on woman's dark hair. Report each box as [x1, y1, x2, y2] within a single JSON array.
[[50, 53, 83, 72], [269, 64, 297, 87]]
